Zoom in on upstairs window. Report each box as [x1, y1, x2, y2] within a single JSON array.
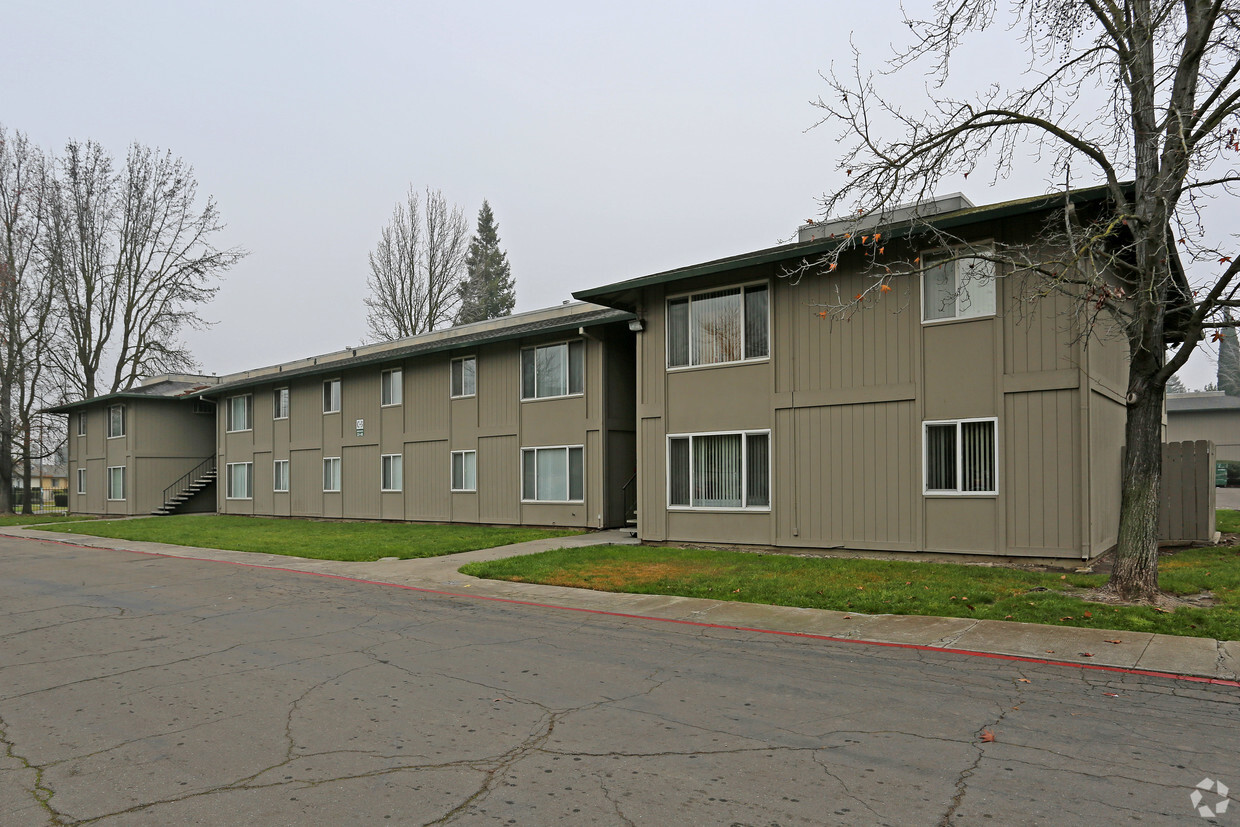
[[226, 395, 253, 432], [668, 283, 769, 368], [77, 412, 86, 436], [381, 368, 403, 406], [323, 379, 341, 413], [273, 388, 289, 420], [521, 341, 584, 400], [451, 356, 476, 398], [924, 419, 998, 494], [107, 405, 126, 438], [922, 256, 996, 322]]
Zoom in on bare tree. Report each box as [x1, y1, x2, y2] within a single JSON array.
[[364, 187, 469, 341], [46, 140, 244, 398], [803, 1, 1240, 600]]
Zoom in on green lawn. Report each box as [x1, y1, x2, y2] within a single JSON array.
[[461, 541, 1240, 641], [34, 515, 582, 562], [1217, 508, 1240, 533], [0, 514, 96, 526]]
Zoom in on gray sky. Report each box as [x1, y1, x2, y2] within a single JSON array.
[[5, 0, 1231, 387]]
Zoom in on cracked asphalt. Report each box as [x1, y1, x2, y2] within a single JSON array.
[[1, 535, 1237, 825]]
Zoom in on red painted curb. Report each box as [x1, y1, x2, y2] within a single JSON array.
[[25, 534, 1240, 689]]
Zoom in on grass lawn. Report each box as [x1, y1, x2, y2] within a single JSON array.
[[461, 538, 1240, 642], [0, 514, 96, 526], [34, 515, 583, 562]]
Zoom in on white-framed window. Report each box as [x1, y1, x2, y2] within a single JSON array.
[[226, 462, 254, 500], [323, 456, 341, 492], [921, 255, 997, 323], [923, 418, 998, 494], [106, 466, 126, 500], [323, 379, 341, 413], [77, 412, 86, 436], [451, 450, 477, 492], [226, 394, 253, 432], [667, 430, 770, 510], [451, 356, 476, 398], [273, 459, 290, 493], [521, 445, 584, 502], [273, 387, 289, 420], [107, 404, 126, 438], [521, 341, 584, 400], [381, 453, 403, 492], [381, 368, 403, 406], [76, 467, 86, 494], [667, 282, 769, 369]]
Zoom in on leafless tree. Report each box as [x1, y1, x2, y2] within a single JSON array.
[[800, 1, 1240, 600], [45, 140, 244, 398], [364, 187, 469, 342]]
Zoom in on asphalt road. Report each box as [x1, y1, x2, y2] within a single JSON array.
[[0, 536, 1236, 826]]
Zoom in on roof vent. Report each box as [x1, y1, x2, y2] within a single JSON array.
[[799, 192, 974, 243]]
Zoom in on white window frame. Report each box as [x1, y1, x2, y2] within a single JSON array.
[[77, 412, 86, 436], [381, 368, 403, 406], [107, 404, 126, 439], [77, 467, 86, 494], [666, 429, 771, 511], [106, 466, 126, 501], [226, 461, 254, 500], [273, 459, 290, 493], [451, 356, 477, 399], [520, 341, 585, 401], [666, 280, 770, 370], [521, 444, 584, 503], [323, 456, 341, 492], [922, 417, 999, 495], [920, 248, 998, 324], [226, 394, 253, 433], [381, 453, 403, 492], [273, 387, 289, 420], [451, 450, 477, 492], [323, 379, 341, 414]]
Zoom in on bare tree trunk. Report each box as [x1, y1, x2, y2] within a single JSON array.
[[1110, 359, 1163, 600], [0, 376, 11, 515], [19, 425, 32, 516]]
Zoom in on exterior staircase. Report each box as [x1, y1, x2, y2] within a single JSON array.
[[152, 457, 216, 515]]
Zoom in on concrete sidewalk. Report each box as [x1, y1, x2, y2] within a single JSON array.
[[5, 523, 1237, 683]]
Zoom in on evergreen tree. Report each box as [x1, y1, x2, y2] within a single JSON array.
[[456, 201, 514, 325], [1218, 311, 1240, 396], [1165, 374, 1187, 394]]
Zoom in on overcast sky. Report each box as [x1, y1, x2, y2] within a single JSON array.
[[5, 0, 1230, 388]]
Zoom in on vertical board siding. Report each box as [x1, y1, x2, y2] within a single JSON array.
[[407, 441, 450, 521], [1004, 389, 1080, 553], [477, 435, 519, 524], [343, 444, 381, 519], [407, 359, 449, 436], [639, 418, 666, 541], [1002, 281, 1078, 375], [290, 448, 322, 516], [479, 346, 518, 430], [253, 451, 273, 514]]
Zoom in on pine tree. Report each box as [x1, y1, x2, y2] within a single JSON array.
[[1166, 374, 1187, 394], [456, 201, 515, 325], [1218, 311, 1240, 396]]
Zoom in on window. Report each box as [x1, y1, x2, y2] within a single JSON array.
[[273, 388, 289, 420], [226, 462, 254, 499], [521, 446, 584, 502], [381, 454, 403, 492], [273, 459, 289, 492], [107, 405, 126, 438], [323, 457, 341, 492], [924, 419, 998, 494], [521, 341, 584, 400], [451, 356, 476, 398], [668, 431, 770, 509], [922, 256, 996, 322], [77, 468, 86, 494], [451, 450, 476, 492], [381, 368, 403, 406], [323, 379, 341, 413], [77, 412, 86, 436], [668, 283, 768, 368], [106, 466, 126, 500], [226, 395, 253, 432]]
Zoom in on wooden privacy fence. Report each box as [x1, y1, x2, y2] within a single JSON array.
[[1160, 440, 1217, 545]]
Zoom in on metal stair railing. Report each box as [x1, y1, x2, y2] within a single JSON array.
[[159, 456, 216, 513]]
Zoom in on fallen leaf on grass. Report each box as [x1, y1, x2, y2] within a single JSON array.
[[1059, 616, 1074, 621], [980, 730, 996, 743], [1083, 611, 1092, 618]]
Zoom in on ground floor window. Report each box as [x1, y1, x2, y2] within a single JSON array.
[[77, 468, 86, 494], [381, 454, 403, 492], [273, 459, 289, 493], [323, 457, 341, 492], [521, 445, 583, 502], [668, 431, 770, 509], [226, 462, 253, 500], [106, 466, 126, 501], [451, 450, 476, 492], [923, 418, 997, 494]]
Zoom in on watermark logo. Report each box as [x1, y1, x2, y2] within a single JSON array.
[[1190, 778, 1230, 819]]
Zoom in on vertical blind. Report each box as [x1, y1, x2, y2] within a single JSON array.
[[925, 420, 996, 493], [668, 284, 768, 367], [668, 432, 770, 509]]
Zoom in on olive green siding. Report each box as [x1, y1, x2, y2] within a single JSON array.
[[214, 321, 635, 528]]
